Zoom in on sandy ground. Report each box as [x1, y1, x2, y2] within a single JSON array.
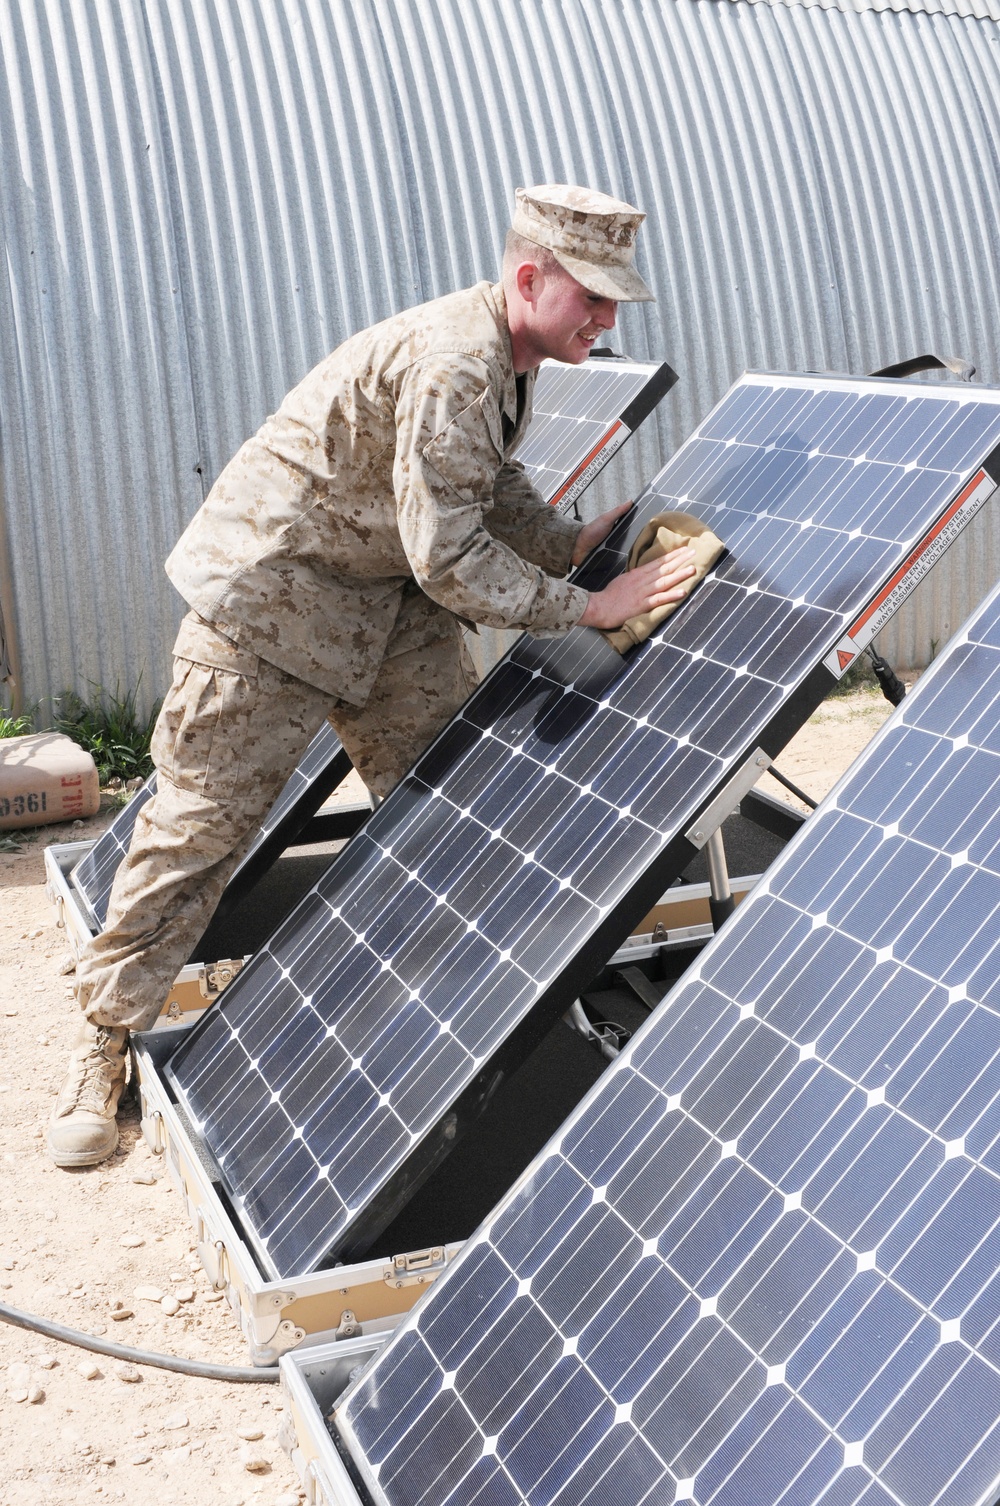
[[0, 689, 902, 1505]]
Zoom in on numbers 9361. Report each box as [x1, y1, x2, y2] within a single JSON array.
[[0, 791, 47, 819]]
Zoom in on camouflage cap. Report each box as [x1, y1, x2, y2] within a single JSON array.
[[512, 183, 655, 303]]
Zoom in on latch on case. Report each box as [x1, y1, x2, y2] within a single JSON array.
[[198, 957, 245, 1000], [382, 1247, 447, 1289]]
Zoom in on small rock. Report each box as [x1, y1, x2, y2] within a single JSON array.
[[240, 1448, 270, 1474], [163, 1412, 189, 1431], [9, 1387, 28, 1403], [27, 1384, 44, 1404], [274, 1495, 300, 1506], [204, 1290, 225, 1302], [163, 1444, 191, 1464], [128, 1452, 152, 1466], [174, 1285, 195, 1303], [236, 1426, 264, 1441], [117, 1365, 141, 1383], [58, 953, 77, 975], [134, 1285, 164, 1303], [131, 1174, 157, 1186], [99, 1455, 116, 1466], [34, 1354, 57, 1370], [109, 1307, 134, 1322], [76, 1360, 100, 1380], [161, 1295, 181, 1316], [119, 1234, 144, 1249], [28, 927, 45, 939], [8, 1362, 30, 1386]]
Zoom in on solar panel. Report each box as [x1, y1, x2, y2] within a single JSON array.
[[333, 571, 1000, 1506], [515, 356, 675, 515], [70, 356, 673, 932], [166, 372, 1000, 1281]]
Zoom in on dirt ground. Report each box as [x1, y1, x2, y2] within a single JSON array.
[[0, 686, 903, 1505]]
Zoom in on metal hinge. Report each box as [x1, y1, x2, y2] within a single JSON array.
[[335, 1310, 362, 1340], [383, 1247, 448, 1290], [198, 957, 245, 1000]]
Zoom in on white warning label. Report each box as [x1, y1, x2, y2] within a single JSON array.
[[551, 423, 628, 512], [823, 469, 998, 679]]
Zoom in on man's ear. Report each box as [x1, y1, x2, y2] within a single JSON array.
[[514, 259, 544, 308]]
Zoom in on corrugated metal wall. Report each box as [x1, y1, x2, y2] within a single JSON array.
[[2, 0, 1000, 718]]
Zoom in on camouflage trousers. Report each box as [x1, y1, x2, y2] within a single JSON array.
[[75, 595, 477, 1033]]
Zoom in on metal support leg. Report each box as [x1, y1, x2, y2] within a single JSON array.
[[705, 828, 736, 931]]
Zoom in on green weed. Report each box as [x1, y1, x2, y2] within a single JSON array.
[[0, 707, 35, 738], [53, 680, 160, 785]]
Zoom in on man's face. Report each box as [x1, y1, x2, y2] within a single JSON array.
[[529, 264, 618, 364]]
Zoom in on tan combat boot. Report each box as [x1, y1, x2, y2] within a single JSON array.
[[46, 1022, 129, 1167]]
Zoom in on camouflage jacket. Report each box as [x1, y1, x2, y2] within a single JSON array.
[[165, 281, 588, 703]]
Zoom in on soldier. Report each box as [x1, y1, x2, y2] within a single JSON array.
[[48, 183, 697, 1168]]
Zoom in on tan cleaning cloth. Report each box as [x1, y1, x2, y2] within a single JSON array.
[[602, 511, 726, 654]]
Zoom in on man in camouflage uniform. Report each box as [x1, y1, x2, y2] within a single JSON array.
[[48, 184, 698, 1168]]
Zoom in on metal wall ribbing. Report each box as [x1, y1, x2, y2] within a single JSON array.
[[2, 0, 1000, 717]]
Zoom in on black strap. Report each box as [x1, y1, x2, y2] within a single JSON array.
[[869, 353, 975, 382]]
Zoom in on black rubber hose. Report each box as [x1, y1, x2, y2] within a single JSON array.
[[0, 1299, 279, 1382]]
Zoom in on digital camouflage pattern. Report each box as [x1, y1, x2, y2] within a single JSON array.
[[72, 277, 590, 1035], [512, 184, 654, 303], [166, 280, 587, 703], [76, 607, 476, 1031]]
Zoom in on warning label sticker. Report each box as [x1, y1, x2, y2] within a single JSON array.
[[823, 469, 998, 679], [549, 422, 627, 511]]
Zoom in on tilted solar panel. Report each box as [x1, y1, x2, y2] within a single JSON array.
[[70, 357, 673, 932], [333, 571, 1000, 1506], [69, 773, 157, 931], [166, 372, 1000, 1280], [515, 357, 675, 515]]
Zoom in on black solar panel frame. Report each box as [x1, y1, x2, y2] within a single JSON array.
[[166, 373, 1000, 1278]]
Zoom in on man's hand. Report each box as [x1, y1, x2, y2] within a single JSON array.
[[578, 544, 697, 630], [570, 502, 634, 567]]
